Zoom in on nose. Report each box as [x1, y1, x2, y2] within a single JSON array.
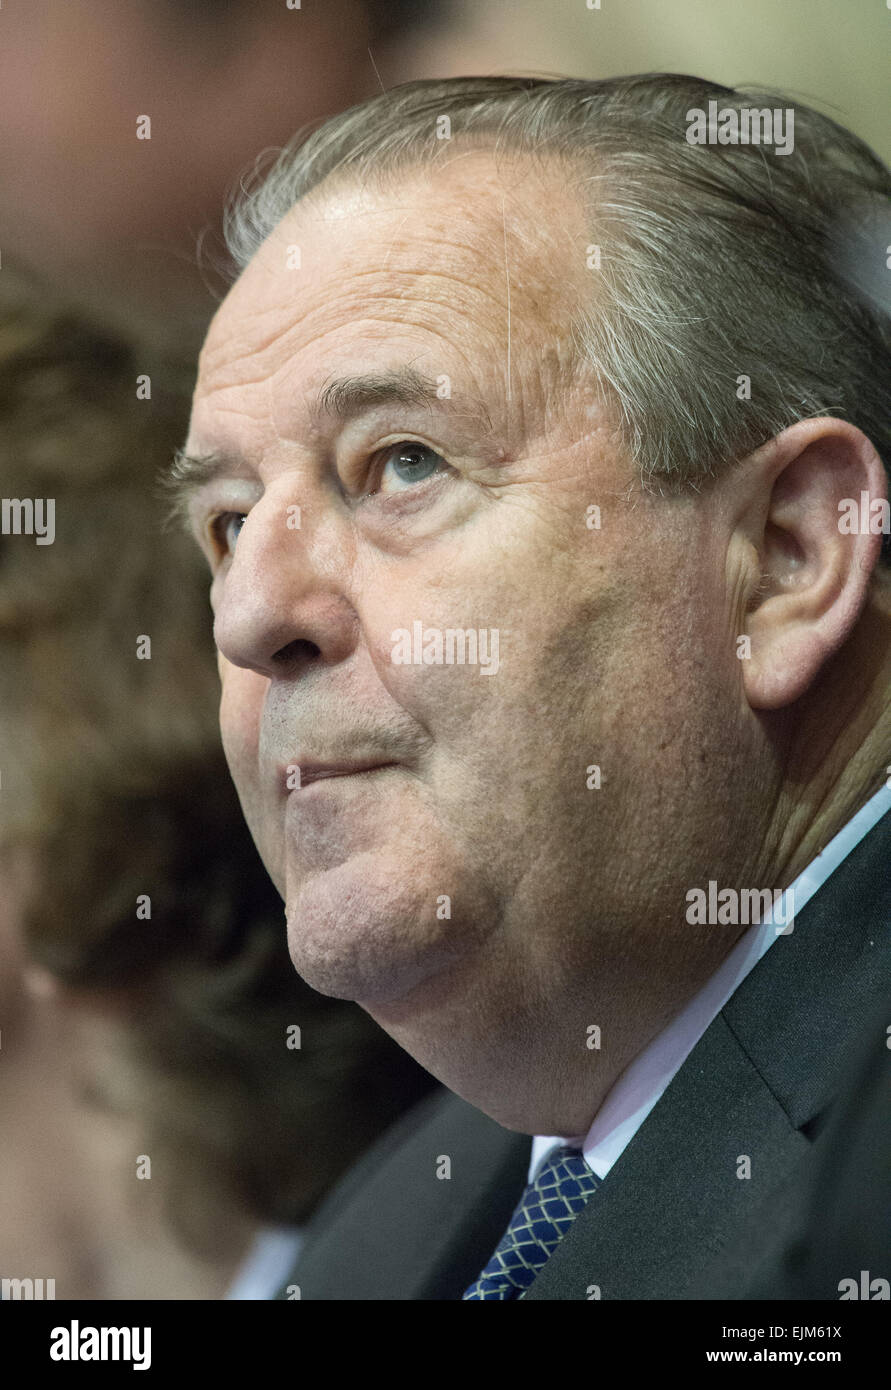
[[212, 488, 358, 679]]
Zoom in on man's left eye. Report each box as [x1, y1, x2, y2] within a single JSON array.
[[374, 442, 450, 495]]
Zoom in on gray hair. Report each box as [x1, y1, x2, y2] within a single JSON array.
[[224, 74, 891, 557]]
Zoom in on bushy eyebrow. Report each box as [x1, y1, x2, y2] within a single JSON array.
[[161, 449, 245, 531], [163, 365, 494, 529], [313, 366, 445, 423]]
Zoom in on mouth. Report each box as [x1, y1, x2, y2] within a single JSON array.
[[290, 761, 398, 790]]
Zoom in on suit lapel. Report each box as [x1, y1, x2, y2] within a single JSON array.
[[521, 1012, 809, 1298]]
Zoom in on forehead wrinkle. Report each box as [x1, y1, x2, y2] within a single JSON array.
[[301, 274, 519, 352], [234, 231, 551, 345], [196, 314, 298, 397], [204, 256, 570, 409], [270, 166, 581, 318], [199, 311, 578, 469], [213, 149, 588, 335], [199, 153, 592, 449]]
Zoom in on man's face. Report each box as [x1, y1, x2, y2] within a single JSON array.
[[186, 152, 748, 1027]]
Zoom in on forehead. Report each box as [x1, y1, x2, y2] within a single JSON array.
[[194, 150, 590, 419]]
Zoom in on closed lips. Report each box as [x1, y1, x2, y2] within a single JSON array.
[[296, 762, 395, 786]]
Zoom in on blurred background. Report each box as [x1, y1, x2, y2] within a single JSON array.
[[0, 0, 887, 353], [0, 0, 887, 1299]]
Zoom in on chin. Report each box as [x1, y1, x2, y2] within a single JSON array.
[[283, 850, 482, 1005]]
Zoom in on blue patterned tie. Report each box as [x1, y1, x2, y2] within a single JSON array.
[[462, 1144, 599, 1299]]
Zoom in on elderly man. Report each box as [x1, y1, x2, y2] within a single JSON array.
[[175, 74, 891, 1300]]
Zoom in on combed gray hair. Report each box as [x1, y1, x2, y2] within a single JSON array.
[[224, 73, 891, 554]]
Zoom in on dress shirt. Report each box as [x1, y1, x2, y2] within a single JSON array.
[[224, 1225, 304, 1300]]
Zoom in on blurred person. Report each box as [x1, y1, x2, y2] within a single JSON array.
[[0, 0, 448, 351], [0, 264, 435, 1299], [175, 73, 891, 1299]]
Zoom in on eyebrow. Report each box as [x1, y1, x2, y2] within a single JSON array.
[[165, 365, 493, 526], [314, 366, 447, 424], [162, 448, 246, 530]]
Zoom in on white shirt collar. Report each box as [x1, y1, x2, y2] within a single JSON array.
[[529, 782, 891, 1183]]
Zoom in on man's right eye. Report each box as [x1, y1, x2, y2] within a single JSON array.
[[210, 512, 247, 558]]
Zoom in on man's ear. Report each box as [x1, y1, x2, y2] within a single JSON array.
[[736, 417, 887, 710]]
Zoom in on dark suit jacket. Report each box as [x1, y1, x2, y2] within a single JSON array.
[[746, 986, 891, 1300], [277, 806, 891, 1299]]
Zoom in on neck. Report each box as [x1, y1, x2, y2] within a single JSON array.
[[762, 579, 891, 889]]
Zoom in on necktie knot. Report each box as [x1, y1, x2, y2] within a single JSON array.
[[462, 1144, 599, 1300]]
